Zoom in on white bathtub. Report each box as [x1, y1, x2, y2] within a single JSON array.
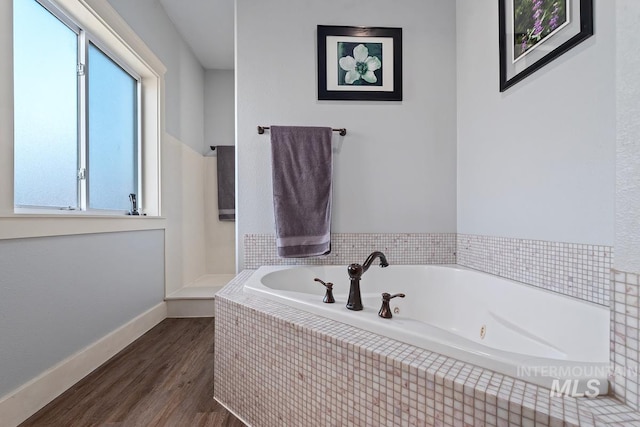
[[243, 264, 610, 394]]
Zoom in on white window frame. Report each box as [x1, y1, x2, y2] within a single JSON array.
[[14, 0, 144, 215], [0, 0, 166, 238], [81, 39, 143, 214]]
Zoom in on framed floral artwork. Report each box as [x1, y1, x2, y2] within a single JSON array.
[[499, 0, 593, 92], [317, 25, 402, 101]]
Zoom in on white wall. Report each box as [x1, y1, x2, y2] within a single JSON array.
[[162, 133, 208, 292], [236, 0, 458, 269], [181, 142, 207, 283], [179, 45, 205, 153], [107, 0, 205, 154], [205, 69, 235, 148], [616, 0, 640, 272], [456, 0, 616, 246], [162, 134, 184, 292]]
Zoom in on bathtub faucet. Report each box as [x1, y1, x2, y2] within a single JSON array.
[[346, 251, 389, 311]]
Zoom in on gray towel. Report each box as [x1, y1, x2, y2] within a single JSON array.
[[270, 126, 333, 257], [216, 145, 235, 221]]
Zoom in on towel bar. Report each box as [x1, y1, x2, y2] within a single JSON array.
[[257, 125, 346, 137]]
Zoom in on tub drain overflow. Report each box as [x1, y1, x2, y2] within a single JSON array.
[[480, 325, 487, 339]]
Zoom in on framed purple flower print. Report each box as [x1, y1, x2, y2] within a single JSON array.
[[317, 25, 402, 101], [499, 0, 593, 91]]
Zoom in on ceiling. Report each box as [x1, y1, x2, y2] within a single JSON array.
[[158, 0, 234, 70]]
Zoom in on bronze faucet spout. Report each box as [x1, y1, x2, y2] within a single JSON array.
[[346, 251, 389, 311], [362, 251, 389, 273]]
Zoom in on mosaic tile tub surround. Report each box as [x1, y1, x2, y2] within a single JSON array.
[[456, 234, 612, 306], [611, 269, 640, 412], [244, 233, 457, 269], [244, 232, 613, 306], [214, 272, 640, 426]]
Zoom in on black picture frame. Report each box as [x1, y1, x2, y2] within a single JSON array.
[[499, 0, 593, 92], [317, 25, 402, 101]]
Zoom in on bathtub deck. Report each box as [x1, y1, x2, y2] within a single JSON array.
[[214, 269, 640, 427]]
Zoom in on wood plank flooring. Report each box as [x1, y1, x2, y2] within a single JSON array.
[[20, 318, 245, 427]]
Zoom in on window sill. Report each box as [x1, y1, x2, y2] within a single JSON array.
[[0, 213, 166, 240], [13, 207, 152, 216]]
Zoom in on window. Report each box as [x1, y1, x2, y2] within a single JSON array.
[[14, 0, 141, 213], [87, 43, 139, 211]]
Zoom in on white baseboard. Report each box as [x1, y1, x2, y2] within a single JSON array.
[[0, 302, 167, 427]]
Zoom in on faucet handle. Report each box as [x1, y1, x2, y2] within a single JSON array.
[[379, 292, 405, 318], [314, 278, 336, 303]]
